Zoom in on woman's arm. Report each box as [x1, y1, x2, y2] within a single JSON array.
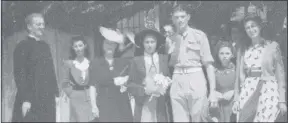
[[127, 59, 148, 105], [127, 59, 146, 97], [234, 49, 245, 101], [61, 61, 73, 97], [89, 86, 97, 108], [274, 43, 286, 103]]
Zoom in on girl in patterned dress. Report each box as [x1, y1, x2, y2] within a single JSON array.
[[211, 41, 236, 122], [232, 16, 287, 122]]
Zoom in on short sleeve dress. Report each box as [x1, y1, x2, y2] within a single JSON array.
[[214, 64, 236, 122], [238, 41, 281, 122]]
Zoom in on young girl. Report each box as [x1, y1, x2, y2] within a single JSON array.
[[211, 41, 236, 122], [61, 36, 94, 122]]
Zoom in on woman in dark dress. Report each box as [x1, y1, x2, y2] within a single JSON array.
[[127, 29, 169, 122], [61, 36, 94, 122], [89, 27, 133, 122]]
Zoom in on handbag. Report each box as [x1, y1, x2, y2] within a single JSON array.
[[275, 112, 287, 122], [238, 80, 264, 122]]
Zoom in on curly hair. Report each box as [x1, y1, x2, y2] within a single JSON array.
[[69, 35, 90, 60], [213, 41, 236, 69], [241, 16, 265, 50]]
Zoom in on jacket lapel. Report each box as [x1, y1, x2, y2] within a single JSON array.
[[159, 54, 165, 74], [136, 56, 146, 77]]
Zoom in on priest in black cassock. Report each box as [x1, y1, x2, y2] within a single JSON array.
[[12, 13, 59, 122]]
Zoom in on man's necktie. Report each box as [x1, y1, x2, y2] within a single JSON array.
[[169, 35, 182, 66]]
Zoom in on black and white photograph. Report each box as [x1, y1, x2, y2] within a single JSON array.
[[1, 1, 287, 122]]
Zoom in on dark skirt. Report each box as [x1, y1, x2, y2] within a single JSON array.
[[98, 91, 133, 122]]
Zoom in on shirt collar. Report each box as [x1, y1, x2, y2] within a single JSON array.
[[73, 57, 90, 71], [177, 26, 191, 37], [144, 52, 158, 58], [144, 52, 159, 64], [73, 57, 89, 65], [28, 34, 41, 41]]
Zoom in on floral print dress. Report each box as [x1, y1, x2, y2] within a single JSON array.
[[239, 41, 280, 122]]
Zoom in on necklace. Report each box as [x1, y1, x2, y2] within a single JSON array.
[[217, 63, 235, 75]]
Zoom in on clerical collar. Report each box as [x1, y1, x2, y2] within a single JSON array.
[[28, 34, 41, 41]]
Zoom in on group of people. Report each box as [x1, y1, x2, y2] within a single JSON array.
[[12, 3, 286, 122]]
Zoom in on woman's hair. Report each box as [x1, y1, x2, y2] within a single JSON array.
[[241, 16, 264, 50], [134, 34, 165, 56], [213, 41, 236, 69], [69, 35, 90, 60], [227, 21, 243, 38]]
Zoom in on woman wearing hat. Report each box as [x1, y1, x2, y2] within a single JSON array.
[[89, 27, 133, 122], [127, 29, 169, 122]]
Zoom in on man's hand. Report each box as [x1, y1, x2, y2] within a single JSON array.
[[222, 90, 234, 100], [209, 91, 218, 108], [22, 102, 31, 117], [232, 100, 240, 114], [166, 37, 176, 54]]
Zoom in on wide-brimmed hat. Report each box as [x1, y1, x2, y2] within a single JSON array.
[[99, 26, 125, 44], [122, 29, 137, 46], [134, 28, 166, 48]]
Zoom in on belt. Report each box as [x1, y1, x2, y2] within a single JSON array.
[[173, 67, 202, 74], [72, 85, 89, 90], [246, 67, 262, 77]]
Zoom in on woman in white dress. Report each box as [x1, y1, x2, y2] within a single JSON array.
[[232, 16, 287, 122]]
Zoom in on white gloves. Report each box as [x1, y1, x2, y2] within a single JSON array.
[[114, 76, 129, 86], [114, 76, 129, 93]]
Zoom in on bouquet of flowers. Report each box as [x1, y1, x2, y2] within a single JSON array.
[[147, 74, 172, 102]]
